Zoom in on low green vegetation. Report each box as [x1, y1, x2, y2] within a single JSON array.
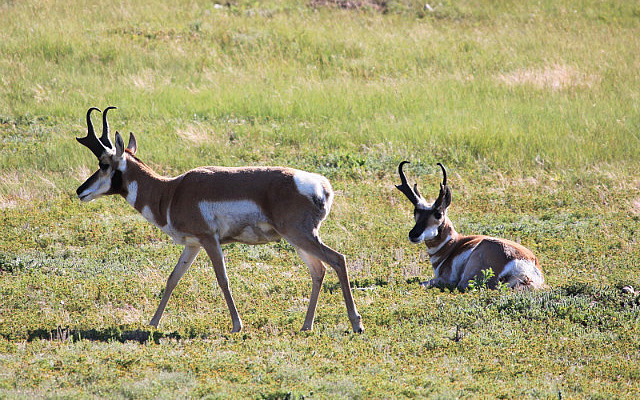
[[1, 0, 639, 398]]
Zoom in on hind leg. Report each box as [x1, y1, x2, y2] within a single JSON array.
[[286, 232, 363, 333], [296, 248, 326, 331]]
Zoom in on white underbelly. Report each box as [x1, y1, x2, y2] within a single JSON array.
[[198, 200, 281, 245], [230, 222, 281, 244]]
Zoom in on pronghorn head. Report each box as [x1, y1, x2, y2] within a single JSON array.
[[396, 161, 452, 243], [76, 107, 137, 202]]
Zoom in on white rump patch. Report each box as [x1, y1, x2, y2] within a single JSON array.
[[293, 171, 327, 204], [499, 259, 544, 287]]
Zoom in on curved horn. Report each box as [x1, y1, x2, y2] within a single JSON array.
[[396, 161, 420, 205], [86, 107, 101, 136], [437, 162, 447, 187], [76, 107, 106, 158], [100, 106, 117, 149]]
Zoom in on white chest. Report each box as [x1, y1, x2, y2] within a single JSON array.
[[139, 205, 198, 246], [447, 247, 477, 284]]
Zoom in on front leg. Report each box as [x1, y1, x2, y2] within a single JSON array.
[[421, 276, 447, 289], [150, 245, 201, 328], [201, 236, 243, 333]]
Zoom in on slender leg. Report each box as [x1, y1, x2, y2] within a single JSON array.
[[296, 248, 326, 331], [286, 234, 364, 333], [149, 245, 201, 328], [201, 236, 243, 333]]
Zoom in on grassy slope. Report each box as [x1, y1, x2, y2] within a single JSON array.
[[1, 0, 640, 398]]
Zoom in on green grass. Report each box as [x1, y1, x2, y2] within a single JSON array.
[[1, 0, 640, 398]]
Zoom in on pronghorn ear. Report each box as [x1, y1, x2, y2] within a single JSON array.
[[432, 184, 452, 211], [114, 131, 125, 157], [127, 132, 137, 155], [433, 162, 451, 211]]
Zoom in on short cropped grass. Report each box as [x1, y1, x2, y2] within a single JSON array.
[[1, 0, 640, 398]]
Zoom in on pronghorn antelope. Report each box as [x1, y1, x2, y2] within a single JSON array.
[[75, 106, 364, 333], [395, 161, 545, 291]]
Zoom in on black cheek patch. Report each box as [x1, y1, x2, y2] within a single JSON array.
[[409, 210, 430, 240], [107, 170, 125, 196]]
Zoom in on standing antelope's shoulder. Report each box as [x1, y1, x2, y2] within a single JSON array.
[[292, 169, 333, 205]]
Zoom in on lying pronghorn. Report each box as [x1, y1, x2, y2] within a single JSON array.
[[395, 161, 545, 291], [75, 107, 364, 333]]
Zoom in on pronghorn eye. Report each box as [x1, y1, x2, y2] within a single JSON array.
[[433, 211, 442, 219], [99, 163, 109, 171]]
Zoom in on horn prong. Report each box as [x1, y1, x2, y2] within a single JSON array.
[[413, 183, 421, 198]]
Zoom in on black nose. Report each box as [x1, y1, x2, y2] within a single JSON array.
[[409, 225, 425, 242]]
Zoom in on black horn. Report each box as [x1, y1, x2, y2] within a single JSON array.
[[437, 162, 447, 187], [76, 107, 106, 159], [396, 161, 420, 205], [100, 106, 117, 149]]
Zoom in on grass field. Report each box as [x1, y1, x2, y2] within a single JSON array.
[[1, 0, 640, 398]]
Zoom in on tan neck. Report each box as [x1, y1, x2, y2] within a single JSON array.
[[122, 154, 176, 227], [424, 218, 459, 258]]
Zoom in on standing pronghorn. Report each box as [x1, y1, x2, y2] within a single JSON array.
[[395, 161, 545, 291], [75, 106, 364, 333]]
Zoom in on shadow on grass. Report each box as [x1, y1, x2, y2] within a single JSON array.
[[21, 327, 184, 344]]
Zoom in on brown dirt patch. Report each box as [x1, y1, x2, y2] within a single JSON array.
[[497, 64, 599, 91]]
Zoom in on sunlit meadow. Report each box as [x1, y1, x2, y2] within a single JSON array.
[[1, 0, 639, 398]]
